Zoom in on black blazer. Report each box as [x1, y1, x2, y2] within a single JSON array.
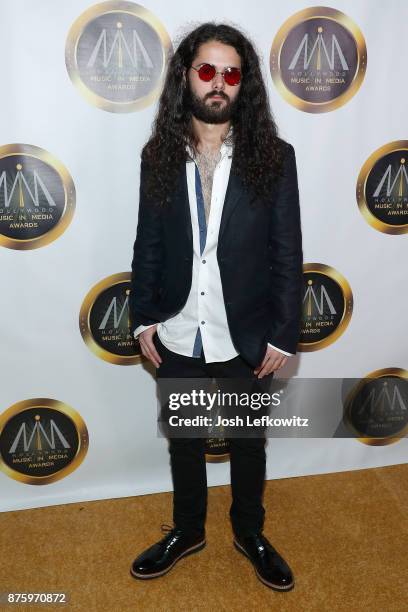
[[129, 142, 303, 368]]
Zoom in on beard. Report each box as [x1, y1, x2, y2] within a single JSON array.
[[184, 84, 239, 124]]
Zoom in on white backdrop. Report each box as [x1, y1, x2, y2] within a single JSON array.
[[0, 0, 406, 512]]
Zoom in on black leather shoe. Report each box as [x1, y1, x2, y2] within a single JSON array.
[[233, 532, 294, 591], [130, 523, 206, 579]]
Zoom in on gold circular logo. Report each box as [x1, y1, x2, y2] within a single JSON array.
[[270, 6, 367, 113], [356, 140, 408, 234], [0, 398, 88, 485], [344, 368, 408, 445], [65, 1, 172, 112], [79, 272, 143, 365], [205, 438, 230, 463], [299, 263, 353, 351], [0, 144, 75, 250]]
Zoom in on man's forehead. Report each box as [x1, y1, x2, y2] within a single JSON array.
[[194, 42, 241, 66]]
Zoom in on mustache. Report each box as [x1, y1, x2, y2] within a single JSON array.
[[205, 91, 229, 101]]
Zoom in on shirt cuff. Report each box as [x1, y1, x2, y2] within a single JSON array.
[[133, 323, 157, 340], [267, 342, 293, 357]]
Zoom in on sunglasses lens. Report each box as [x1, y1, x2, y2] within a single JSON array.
[[224, 68, 241, 86], [198, 64, 216, 81]]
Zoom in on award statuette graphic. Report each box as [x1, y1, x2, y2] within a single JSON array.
[[65, 1, 172, 113], [299, 263, 353, 352], [0, 144, 75, 250], [0, 399, 88, 485], [79, 272, 143, 365], [356, 140, 408, 234], [270, 6, 367, 113], [343, 369, 408, 446]]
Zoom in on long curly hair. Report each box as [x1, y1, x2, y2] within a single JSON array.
[[142, 22, 288, 207]]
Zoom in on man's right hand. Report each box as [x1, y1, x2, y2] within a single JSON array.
[[138, 324, 162, 368]]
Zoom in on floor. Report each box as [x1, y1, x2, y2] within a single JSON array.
[[1, 463, 407, 611]]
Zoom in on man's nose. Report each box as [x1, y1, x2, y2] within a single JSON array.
[[212, 72, 225, 90]]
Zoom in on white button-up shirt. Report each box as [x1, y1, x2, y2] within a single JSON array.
[[133, 136, 293, 362]]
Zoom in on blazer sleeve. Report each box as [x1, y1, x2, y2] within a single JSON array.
[[267, 144, 303, 354], [128, 160, 164, 336]]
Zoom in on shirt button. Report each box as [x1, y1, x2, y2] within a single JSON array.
[[201, 321, 205, 325], [201, 291, 205, 295], [202, 259, 206, 264]]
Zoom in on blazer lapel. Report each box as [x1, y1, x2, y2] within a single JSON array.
[[176, 162, 243, 249], [177, 163, 193, 250], [218, 170, 244, 244]]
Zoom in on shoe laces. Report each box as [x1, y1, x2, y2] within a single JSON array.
[[159, 523, 180, 547]]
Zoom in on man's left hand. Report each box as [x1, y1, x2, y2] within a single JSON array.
[[254, 346, 288, 378]]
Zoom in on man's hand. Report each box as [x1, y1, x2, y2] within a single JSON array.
[[254, 346, 288, 378], [138, 324, 162, 368]]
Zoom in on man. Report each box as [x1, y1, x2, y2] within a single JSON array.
[[128, 23, 303, 592]]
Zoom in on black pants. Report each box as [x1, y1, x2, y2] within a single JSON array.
[[153, 332, 273, 539]]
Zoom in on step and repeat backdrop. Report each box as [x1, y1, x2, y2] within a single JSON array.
[[0, 0, 407, 512]]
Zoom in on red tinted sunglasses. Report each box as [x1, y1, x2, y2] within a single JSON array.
[[191, 63, 241, 86]]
